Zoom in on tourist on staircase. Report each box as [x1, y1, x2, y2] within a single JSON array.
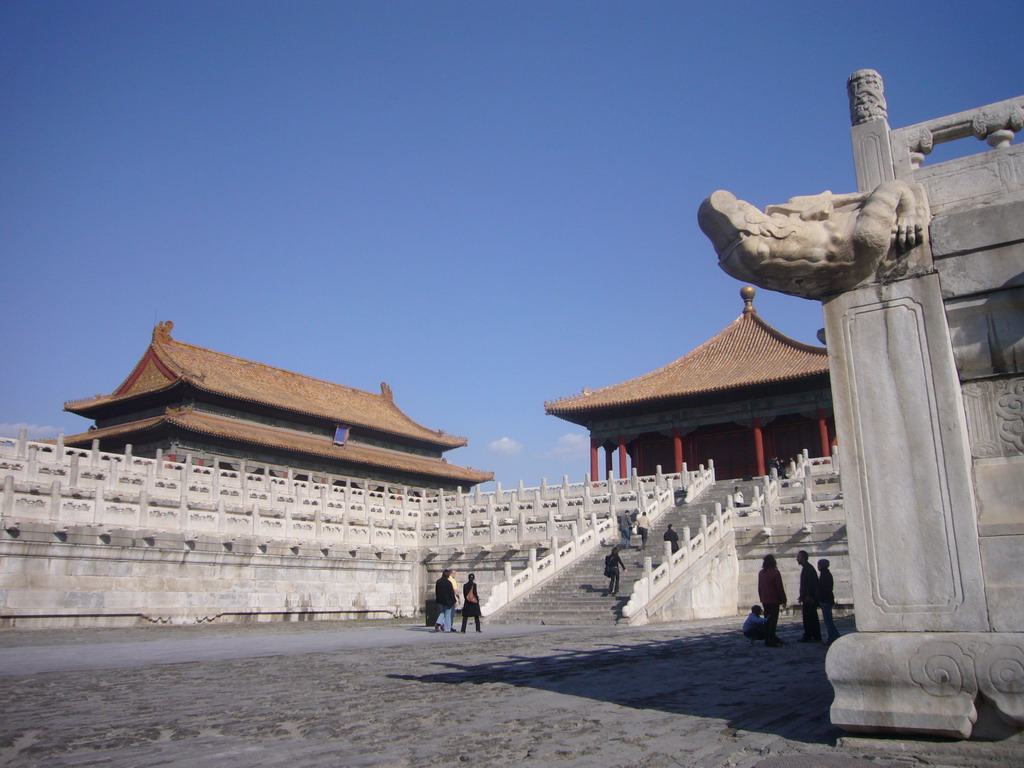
[[663, 524, 680, 554], [604, 547, 627, 596], [636, 510, 650, 551]]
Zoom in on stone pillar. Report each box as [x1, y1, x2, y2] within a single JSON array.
[[751, 418, 765, 477], [816, 408, 831, 458]]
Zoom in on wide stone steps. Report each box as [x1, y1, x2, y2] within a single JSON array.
[[488, 477, 757, 626]]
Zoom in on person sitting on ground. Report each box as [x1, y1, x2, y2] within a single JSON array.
[[742, 605, 767, 641]]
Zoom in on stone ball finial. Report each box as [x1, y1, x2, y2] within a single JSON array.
[[740, 285, 756, 313], [848, 69, 887, 126]]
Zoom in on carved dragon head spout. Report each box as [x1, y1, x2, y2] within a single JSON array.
[[697, 191, 780, 286], [698, 181, 931, 301]]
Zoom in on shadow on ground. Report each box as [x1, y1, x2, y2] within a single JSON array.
[[389, 616, 856, 746]]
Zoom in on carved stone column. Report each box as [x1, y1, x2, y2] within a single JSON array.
[[698, 69, 1024, 739]]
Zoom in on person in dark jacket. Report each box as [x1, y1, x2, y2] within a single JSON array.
[[604, 547, 626, 596], [460, 573, 483, 633], [796, 550, 822, 643], [757, 554, 787, 647], [817, 558, 840, 645], [434, 569, 457, 633], [663, 524, 680, 554]]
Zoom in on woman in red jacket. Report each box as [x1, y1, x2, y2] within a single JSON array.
[[757, 554, 787, 647]]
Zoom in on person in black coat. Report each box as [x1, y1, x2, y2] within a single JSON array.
[[604, 547, 626, 596], [663, 524, 680, 554], [434, 569, 457, 633], [460, 573, 483, 633], [796, 550, 822, 642], [817, 558, 840, 645]]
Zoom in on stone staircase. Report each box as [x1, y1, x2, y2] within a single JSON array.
[[488, 477, 759, 625]]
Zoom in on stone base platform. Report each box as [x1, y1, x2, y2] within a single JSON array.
[[828, 631, 1024, 740]]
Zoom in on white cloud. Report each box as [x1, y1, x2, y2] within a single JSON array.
[[488, 437, 523, 456], [542, 433, 590, 458], [0, 423, 65, 440]]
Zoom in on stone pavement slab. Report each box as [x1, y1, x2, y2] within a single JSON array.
[[1, 615, 1022, 768]]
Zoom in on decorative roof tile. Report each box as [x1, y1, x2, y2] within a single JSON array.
[[545, 288, 828, 416], [65, 321, 467, 450]]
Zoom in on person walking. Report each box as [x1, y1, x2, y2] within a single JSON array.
[[663, 524, 680, 554], [796, 550, 822, 643], [817, 559, 840, 645], [757, 554, 787, 647], [460, 573, 482, 633], [604, 547, 626, 596], [447, 569, 462, 633], [618, 514, 633, 548], [434, 569, 457, 633], [636, 510, 650, 551]]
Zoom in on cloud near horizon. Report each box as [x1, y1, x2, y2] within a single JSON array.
[[487, 437, 523, 457], [541, 433, 589, 458]]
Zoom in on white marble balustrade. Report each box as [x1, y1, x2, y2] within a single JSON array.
[[0, 432, 705, 553]]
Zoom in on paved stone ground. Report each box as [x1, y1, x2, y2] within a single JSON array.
[[1, 615, 1022, 767]]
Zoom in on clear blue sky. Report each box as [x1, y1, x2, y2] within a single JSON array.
[[2, 1, 1020, 489]]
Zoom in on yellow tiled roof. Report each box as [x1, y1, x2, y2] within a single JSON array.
[[545, 298, 828, 415], [65, 322, 467, 450], [63, 407, 493, 485]]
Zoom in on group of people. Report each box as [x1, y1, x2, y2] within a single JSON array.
[[604, 518, 682, 597], [745, 550, 840, 647], [617, 509, 652, 550], [433, 569, 483, 633]]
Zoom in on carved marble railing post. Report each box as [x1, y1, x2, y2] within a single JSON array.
[[0, 474, 14, 521], [68, 454, 80, 488], [93, 486, 105, 525]]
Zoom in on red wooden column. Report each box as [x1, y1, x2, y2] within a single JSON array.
[[672, 428, 683, 474], [618, 436, 628, 479], [590, 437, 600, 481], [816, 408, 831, 457], [752, 417, 766, 477], [604, 445, 614, 480]]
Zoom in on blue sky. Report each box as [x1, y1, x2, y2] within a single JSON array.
[[2, 1, 1021, 488]]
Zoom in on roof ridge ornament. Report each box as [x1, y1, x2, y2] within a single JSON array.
[[153, 320, 174, 343], [741, 286, 757, 314]]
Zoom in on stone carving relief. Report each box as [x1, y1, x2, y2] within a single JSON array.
[[847, 69, 888, 126], [697, 180, 931, 299], [910, 640, 1024, 727], [962, 377, 1024, 458]]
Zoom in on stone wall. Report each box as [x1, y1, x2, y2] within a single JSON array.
[[0, 521, 418, 628]]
